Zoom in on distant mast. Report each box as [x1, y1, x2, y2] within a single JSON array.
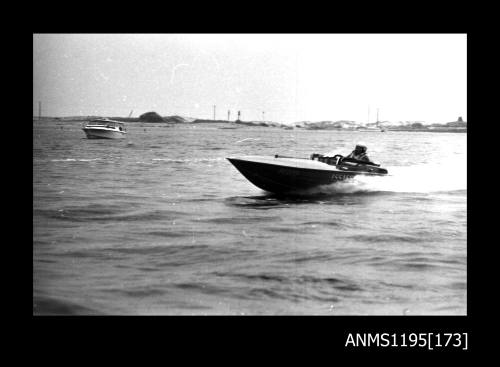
[[376, 108, 379, 126]]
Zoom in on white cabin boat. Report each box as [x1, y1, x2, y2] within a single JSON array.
[[82, 118, 127, 139]]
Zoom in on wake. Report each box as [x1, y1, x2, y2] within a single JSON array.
[[295, 159, 466, 195]]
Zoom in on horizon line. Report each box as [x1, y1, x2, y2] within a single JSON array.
[[32, 114, 466, 125]]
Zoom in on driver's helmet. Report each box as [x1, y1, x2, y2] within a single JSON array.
[[355, 143, 367, 153]]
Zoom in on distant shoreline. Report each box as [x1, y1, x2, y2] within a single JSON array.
[[33, 116, 467, 133]]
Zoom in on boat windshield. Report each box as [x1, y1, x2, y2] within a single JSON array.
[[88, 119, 123, 126]]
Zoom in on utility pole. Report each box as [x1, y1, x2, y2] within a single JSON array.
[[213, 105, 216, 120], [38, 101, 42, 121]]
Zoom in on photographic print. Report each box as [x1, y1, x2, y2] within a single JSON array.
[[33, 33, 467, 315]]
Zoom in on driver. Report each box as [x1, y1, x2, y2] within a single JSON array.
[[346, 143, 370, 162]]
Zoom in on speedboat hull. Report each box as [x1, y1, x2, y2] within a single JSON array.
[[82, 127, 126, 139], [227, 155, 387, 193]]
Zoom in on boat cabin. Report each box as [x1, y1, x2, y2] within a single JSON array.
[[84, 118, 126, 132]]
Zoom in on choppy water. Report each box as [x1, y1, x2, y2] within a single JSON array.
[[33, 120, 467, 315]]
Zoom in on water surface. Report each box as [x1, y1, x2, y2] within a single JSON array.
[[33, 120, 467, 315]]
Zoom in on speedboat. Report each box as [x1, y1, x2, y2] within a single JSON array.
[[82, 118, 127, 139], [227, 153, 388, 194]]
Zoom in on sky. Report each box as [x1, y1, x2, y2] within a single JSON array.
[[33, 34, 467, 124]]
